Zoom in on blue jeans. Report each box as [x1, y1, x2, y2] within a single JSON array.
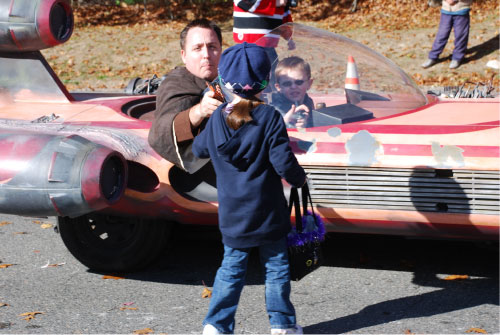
[[428, 12, 470, 61], [203, 237, 296, 333]]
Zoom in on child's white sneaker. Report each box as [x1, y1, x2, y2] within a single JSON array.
[[203, 324, 221, 335], [271, 324, 303, 335]]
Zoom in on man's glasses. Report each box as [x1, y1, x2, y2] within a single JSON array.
[[279, 79, 306, 87]]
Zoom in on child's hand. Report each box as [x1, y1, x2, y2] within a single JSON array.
[[294, 105, 310, 128], [284, 104, 309, 128], [284, 104, 297, 125]]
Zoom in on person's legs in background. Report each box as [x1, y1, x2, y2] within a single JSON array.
[[429, 12, 454, 60], [450, 13, 470, 68], [423, 12, 453, 68]]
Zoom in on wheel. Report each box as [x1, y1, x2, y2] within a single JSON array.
[[57, 214, 172, 272], [124, 77, 141, 94]]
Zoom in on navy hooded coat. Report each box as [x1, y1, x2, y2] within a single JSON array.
[[192, 102, 306, 248]]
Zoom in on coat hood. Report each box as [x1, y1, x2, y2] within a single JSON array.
[[213, 103, 259, 171]]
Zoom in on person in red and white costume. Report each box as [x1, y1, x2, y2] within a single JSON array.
[[233, 0, 293, 48], [233, 0, 296, 93]]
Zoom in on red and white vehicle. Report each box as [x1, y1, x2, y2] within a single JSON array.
[[0, 0, 498, 271]]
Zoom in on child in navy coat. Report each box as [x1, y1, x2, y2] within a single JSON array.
[[193, 42, 306, 335]]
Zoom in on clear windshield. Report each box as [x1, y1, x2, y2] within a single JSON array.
[[0, 53, 70, 103], [256, 23, 427, 122]]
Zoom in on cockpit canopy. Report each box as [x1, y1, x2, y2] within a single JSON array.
[[257, 23, 428, 122]]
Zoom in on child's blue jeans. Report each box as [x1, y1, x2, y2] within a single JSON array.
[[428, 12, 470, 61], [203, 237, 296, 333]]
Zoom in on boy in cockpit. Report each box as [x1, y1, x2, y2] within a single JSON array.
[[271, 56, 314, 128]]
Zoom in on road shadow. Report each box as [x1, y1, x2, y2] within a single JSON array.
[[100, 223, 498, 285], [436, 34, 499, 64], [464, 34, 499, 63], [98, 224, 270, 286], [303, 273, 498, 333], [306, 233, 498, 333]]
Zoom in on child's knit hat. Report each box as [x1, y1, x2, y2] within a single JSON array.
[[218, 42, 271, 100]]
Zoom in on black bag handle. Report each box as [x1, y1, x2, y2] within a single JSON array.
[[301, 183, 317, 219], [289, 182, 316, 234], [288, 187, 302, 232]]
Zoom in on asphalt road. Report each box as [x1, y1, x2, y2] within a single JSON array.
[[0, 214, 498, 334]]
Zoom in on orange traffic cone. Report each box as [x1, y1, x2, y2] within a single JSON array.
[[345, 55, 360, 90]]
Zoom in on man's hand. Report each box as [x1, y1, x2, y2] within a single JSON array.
[[189, 90, 222, 128]]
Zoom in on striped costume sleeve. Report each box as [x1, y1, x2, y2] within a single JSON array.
[[233, 0, 293, 44]]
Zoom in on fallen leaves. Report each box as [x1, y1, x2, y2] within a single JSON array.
[[41, 261, 66, 268], [202, 287, 212, 299], [19, 311, 44, 321], [201, 280, 212, 298], [102, 275, 125, 280], [0, 303, 9, 308], [118, 302, 138, 311], [0, 221, 12, 227], [443, 274, 469, 281], [0, 264, 14, 269], [133, 328, 154, 334], [32, 220, 54, 229], [466, 328, 488, 334]]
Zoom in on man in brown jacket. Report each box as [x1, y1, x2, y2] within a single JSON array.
[[148, 19, 223, 172]]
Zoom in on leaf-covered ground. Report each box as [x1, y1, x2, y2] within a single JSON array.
[[42, 0, 499, 92]]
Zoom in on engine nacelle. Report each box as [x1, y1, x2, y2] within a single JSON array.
[[0, 0, 73, 52], [0, 133, 127, 218]]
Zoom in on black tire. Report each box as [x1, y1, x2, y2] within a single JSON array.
[[124, 77, 141, 94], [58, 214, 172, 272]]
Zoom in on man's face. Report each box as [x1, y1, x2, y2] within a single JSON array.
[[181, 27, 222, 82], [275, 68, 312, 104]]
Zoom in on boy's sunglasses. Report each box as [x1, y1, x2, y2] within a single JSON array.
[[279, 79, 306, 87]]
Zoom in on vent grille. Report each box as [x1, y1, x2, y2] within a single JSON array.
[[304, 166, 500, 215]]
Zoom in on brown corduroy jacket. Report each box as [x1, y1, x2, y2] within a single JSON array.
[[148, 66, 210, 172]]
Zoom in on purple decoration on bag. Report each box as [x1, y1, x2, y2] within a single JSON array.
[[287, 210, 326, 247]]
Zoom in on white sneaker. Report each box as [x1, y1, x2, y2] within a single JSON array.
[[449, 59, 461, 69], [421, 58, 437, 69], [271, 324, 303, 335], [203, 324, 221, 335]]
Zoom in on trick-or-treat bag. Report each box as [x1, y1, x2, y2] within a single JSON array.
[[287, 183, 326, 281]]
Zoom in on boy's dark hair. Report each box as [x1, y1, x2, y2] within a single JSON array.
[[180, 19, 222, 50], [275, 56, 311, 80]]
